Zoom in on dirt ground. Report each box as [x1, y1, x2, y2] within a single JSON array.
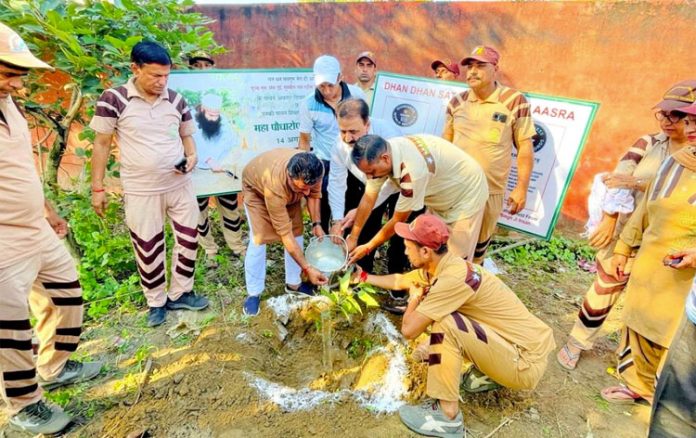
[[0, 228, 652, 438]]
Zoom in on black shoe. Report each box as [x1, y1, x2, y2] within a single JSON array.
[[285, 282, 316, 296], [166, 291, 209, 311], [148, 306, 167, 327]]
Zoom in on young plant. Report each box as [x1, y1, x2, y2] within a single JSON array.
[[318, 270, 379, 323]]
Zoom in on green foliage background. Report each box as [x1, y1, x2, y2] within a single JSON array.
[[1, 0, 223, 318]]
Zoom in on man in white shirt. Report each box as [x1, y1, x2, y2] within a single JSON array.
[[298, 55, 366, 232], [328, 98, 403, 272]]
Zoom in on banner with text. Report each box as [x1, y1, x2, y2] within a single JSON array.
[[169, 69, 313, 197], [371, 73, 598, 240]]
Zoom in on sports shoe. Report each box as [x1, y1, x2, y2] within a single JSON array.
[[460, 366, 501, 393], [399, 399, 464, 438], [148, 306, 167, 327], [243, 296, 261, 316], [39, 359, 103, 391], [10, 400, 71, 435], [166, 291, 209, 311], [285, 282, 316, 296]]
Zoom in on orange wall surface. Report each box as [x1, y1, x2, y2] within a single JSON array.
[[195, 1, 696, 221]]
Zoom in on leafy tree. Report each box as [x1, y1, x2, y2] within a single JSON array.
[[0, 0, 223, 190]]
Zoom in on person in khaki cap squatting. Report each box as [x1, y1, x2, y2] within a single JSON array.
[[350, 214, 555, 438], [443, 46, 536, 264], [0, 22, 102, 435], [189, 52, 247, 267], [556, 80, 695, 371], [431, 58, 460, 81]]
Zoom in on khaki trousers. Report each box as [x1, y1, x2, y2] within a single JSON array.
[[124, 182, 199, 307], [569, 243, 633, 349], [0, 236, 83, 415], [197, 193, 246, 256], [473, 194, 504, 264], [446, 206, 485, 262], [427, 312, 548, 402], [617, 326, 667, 402]]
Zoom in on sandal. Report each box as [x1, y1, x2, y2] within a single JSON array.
[[600, 385, 643, 405], [556, 339, 583, 370]]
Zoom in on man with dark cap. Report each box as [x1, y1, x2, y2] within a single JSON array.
[[443, 46, 536, 264], [431, 58, 460, 81], [188, 50, 215, 70]]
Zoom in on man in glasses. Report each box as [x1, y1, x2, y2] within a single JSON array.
[[442, 46, 536, 264]]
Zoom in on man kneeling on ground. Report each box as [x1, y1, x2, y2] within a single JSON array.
[[352, 214, 555, 437]]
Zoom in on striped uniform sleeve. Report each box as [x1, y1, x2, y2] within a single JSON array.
[[168, 90, 196, 137], [613, 135, 654, 176], [503, 90, 536, 146], [443, 92, 467, 141], [89, 86, 129, 134]]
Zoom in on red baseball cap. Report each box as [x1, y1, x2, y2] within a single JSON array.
[[394, 214, 450, 250], [461, 46, 500, 66], [676, 101, 696, 115], [430, 58, 460, 77]]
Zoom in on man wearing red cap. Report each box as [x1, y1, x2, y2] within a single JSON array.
[[431, 58, 460, 81], [443, 46, 536, 264], [353, 51, 377, 108], [351, 214, 554, 437], [0, 22, 101, 434]]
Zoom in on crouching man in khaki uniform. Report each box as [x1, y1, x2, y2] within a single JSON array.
[[353, 214, 555, 437]]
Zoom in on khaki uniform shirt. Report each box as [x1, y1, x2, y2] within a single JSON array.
[[408, 252, 555, 365], [365, 134, 488, 223], [0, 96, 54, 268], [243, 148, 322, 245], [445, 84, 536, 194], [89, 77, 196, 195], [615, 150, 696, 346]]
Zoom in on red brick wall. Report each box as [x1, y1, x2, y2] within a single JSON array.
[[195, 1, 696, 221]]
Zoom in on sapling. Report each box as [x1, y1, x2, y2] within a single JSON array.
[[309, 269, 380, 372]]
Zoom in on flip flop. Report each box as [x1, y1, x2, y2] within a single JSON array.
[[556, 342, 581, 370], [600, 386, 643, 405]]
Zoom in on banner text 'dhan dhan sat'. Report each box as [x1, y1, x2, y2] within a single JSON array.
[[168, 69, 314, 197], [371, 73, 599, 240]]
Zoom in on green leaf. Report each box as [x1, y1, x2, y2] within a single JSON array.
[[339, 270, 350, 295], [346, 296, 363, 315], [357, 291, 379, 308]]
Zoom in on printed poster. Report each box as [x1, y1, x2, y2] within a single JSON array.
[[371, 73, 599, 239], [168, 69, 314, 197]]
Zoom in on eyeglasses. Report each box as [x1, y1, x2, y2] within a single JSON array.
[[654, 111, 686, 124]]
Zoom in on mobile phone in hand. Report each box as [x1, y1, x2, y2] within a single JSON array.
[[174, 157, 188, 173], [663, 255, 684, 267]]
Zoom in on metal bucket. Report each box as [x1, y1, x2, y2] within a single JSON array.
[[304, 235, 349, 277]]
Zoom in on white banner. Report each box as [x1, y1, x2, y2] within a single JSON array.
[[169, 69, 314, 197], [371, 73, 598, 239]]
